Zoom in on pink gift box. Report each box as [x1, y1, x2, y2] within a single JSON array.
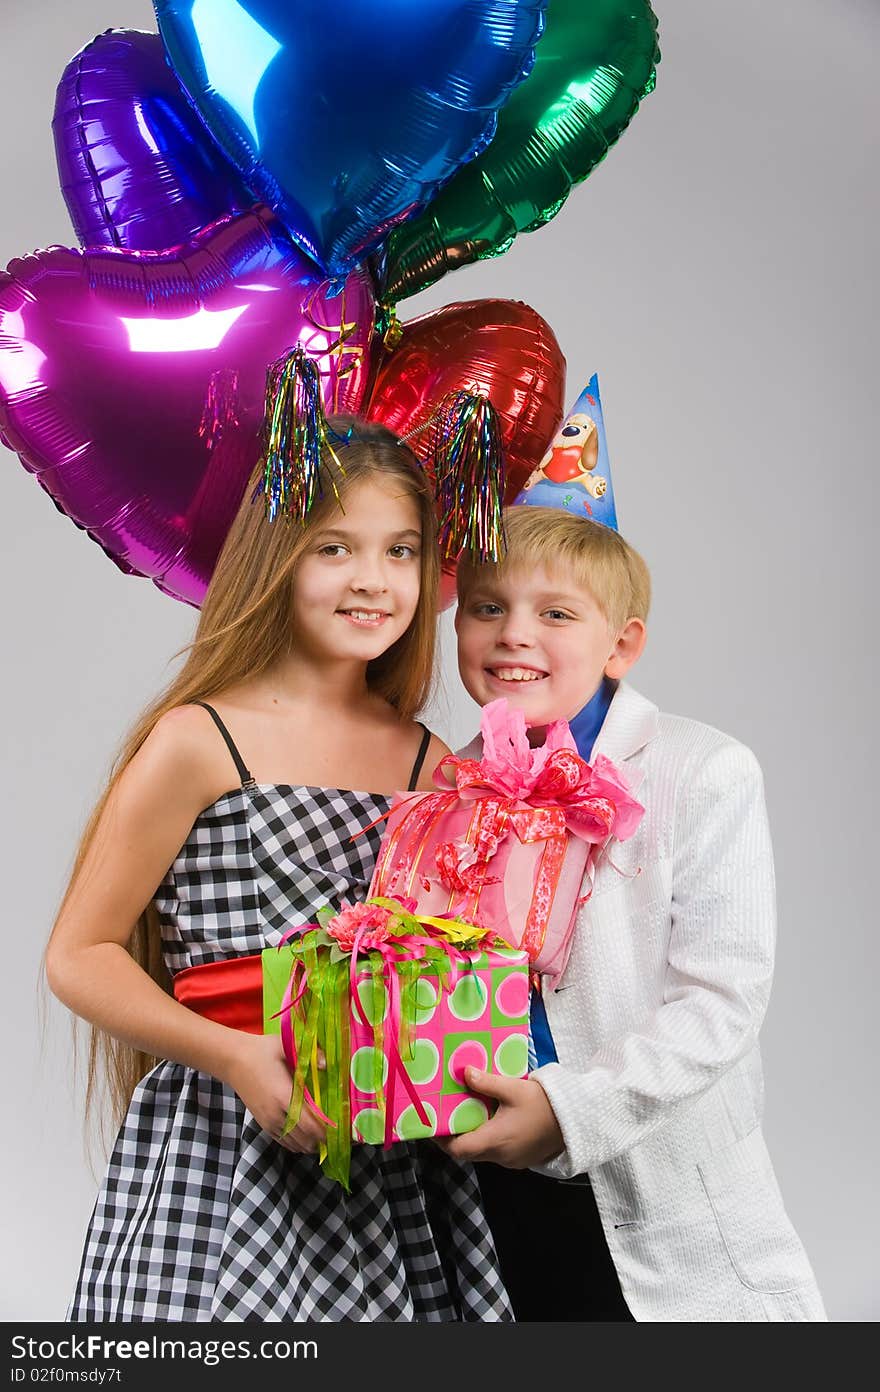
[[370, 699, 644, 981], [371, 785, 589, 980]]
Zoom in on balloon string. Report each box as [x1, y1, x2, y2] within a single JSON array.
[[334, 284, 345, 413], [302, 282, 364, 410]]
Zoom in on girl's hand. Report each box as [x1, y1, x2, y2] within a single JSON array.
[[224, 1032, 328, 1155]]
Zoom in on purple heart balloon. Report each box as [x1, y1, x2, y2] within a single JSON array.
[[0, 207, 374, 605], [53, 28, 253, 251]]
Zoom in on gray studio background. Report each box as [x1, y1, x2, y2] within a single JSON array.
[[2, 0, 876, 1322]]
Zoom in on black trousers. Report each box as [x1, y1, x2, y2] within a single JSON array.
[[475, 1162, 634, 1322]]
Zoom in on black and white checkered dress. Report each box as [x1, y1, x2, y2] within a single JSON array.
[[68, 769, 513, 1322]]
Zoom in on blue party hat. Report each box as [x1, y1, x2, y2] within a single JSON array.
[[512, 374, 618, 531]]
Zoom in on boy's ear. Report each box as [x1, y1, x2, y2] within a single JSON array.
[[604, 618, 647, 679]]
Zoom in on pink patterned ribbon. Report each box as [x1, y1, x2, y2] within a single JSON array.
[[371, 698, 645, 964]]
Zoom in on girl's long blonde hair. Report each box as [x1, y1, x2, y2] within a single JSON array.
[[57, 418, 440, 1130]]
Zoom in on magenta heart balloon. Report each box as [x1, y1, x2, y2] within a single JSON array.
[[0, 207, 374, 605]]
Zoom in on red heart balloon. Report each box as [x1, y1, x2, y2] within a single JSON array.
[[0, 207, 374, 605], [364, 298, 566, 503]]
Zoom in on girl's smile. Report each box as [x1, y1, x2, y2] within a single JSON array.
[[336, 607, 393, 627]]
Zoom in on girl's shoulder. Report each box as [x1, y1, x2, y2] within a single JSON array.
[[152, 697, 451, 797], [149, 703, 221, 759], [142, 704, 244, 811]]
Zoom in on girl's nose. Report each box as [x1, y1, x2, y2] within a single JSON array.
[[352, 556, 389, 594]]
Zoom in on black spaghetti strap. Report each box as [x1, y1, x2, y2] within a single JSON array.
[[407, 723, 432, 791], [194, 702, 254, 785]]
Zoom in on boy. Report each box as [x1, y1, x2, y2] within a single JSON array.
[[440, 504, 826, 1322]]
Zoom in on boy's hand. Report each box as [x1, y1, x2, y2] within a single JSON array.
[[435, 1066, 565, 1169]]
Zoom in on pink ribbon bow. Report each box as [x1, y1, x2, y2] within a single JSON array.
[[435, 698, 644, 846]]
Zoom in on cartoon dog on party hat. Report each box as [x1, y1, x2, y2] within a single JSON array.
[[522, 410, 608, 499], [515, 375, 618, 530]]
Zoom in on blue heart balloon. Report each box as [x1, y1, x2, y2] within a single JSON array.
[[154, 0, 547, 281]]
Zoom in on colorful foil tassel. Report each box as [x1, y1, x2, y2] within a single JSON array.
[[430, 391, 506, 564], [253, 345, 344, 523]]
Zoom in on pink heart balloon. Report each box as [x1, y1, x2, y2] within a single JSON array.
[[0, 207, 374, 605]]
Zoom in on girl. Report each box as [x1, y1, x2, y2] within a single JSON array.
[[45, 413, 513, 1323]]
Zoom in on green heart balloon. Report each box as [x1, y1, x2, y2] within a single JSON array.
[[379, 0, 660, 305]]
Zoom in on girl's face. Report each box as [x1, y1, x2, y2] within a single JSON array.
[[290, 475, 423, 666]]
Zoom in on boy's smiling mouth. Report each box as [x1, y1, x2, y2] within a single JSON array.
[[485, 664, 549, 683]]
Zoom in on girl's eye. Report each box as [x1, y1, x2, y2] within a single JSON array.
[[388, 543, 418, 559], [473, 602, 503, 617], [317, 544, 349, 557]]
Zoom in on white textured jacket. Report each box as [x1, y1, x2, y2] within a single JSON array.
[[460, 682, 826, 1322]]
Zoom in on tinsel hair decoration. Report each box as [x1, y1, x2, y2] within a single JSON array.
[[253, 345, 348, 524], [254, 347, 506, 563], [403, 391, 506, 565]]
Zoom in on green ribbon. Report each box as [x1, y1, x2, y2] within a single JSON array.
[[264, 926, 461, 1189]]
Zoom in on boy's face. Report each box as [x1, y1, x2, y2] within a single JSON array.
[[455, 563, 643, 727]]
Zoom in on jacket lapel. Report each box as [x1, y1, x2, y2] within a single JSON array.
[[589, 682, 659, 792]]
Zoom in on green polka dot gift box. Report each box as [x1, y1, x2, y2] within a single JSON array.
[[262, 899, 529, 1188]]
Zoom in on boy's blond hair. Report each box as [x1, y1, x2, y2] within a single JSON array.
[[457, 506, 651, 632]]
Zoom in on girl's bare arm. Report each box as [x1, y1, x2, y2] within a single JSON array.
[[45, 707, 325, 1152]]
